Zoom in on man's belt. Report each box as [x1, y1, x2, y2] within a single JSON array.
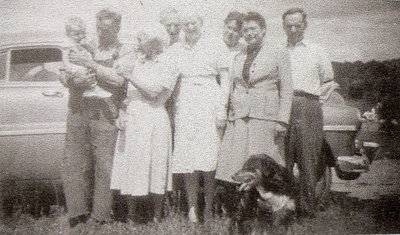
[[248, 75, 272, 88], [293, 90, 319, 100]]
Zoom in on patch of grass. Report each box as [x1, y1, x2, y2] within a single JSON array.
[[0, 199, 384, 235]]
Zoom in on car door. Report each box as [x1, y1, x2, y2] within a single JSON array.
[[0, 45, 68, 181]]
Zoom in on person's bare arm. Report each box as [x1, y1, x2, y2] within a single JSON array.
[[128, 75, 163, 101], [69, 50, 127, 87]]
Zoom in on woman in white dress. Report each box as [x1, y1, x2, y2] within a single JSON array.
[[110, 33, 177, 223], [166, 13, 230, 222]]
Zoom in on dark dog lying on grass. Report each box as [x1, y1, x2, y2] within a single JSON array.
[[230, 154, 296, 235]]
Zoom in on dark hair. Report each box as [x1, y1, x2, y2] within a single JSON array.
[[282, 7, 307, 23], [96, 8, 122, 32], [243, 11, 266, 29], [224, 11, 244, 28]]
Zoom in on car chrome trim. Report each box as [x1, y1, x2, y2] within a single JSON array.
[[0, 122, 66, 136], [323, 125, 358, 131], [363, 142, 380, 148], [0, 42, 65, 51], [337, 155, 370, 172], [0, 81, 64, 88], [5, 49, 11, 81], [0, 128, 66, 136]]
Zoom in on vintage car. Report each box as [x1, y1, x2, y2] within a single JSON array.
[[0, 33, 68, 216], [0, 33, 378, 216], [322, 89, 377, 181]]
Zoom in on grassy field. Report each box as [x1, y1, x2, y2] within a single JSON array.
[[1, 98, 398, 234], [1, 192, 400, 235]]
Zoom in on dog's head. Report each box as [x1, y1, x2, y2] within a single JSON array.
[[231, 155, 296, 234], [231, 154, 292, 194]]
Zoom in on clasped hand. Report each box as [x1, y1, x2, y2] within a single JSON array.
[[274, 122, 288, 141], [116, 109, 128, 130], [215, 118, 226, 129], [69, 50, 95, 69], [67, 71, 96, 88]]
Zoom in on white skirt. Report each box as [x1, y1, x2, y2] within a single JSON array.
[[110, 103, 172, 196], [172, 79, 222, 173]]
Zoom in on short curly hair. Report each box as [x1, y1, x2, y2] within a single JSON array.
[[96, 8, 122, 32], [243, 11, 266, 29], [65, 16, 86, 34], [224, 11, 244, 28], [282, 7, 307, 23], [181, 11, 203, 26], [159, 7, 180, 25]]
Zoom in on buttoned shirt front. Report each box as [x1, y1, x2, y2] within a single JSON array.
[[163, 36, 230, 120], [166, 36, 229, 80], [287, 40, 334, 96]]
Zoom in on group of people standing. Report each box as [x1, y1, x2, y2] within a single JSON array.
[[61, 6, 335, 229]]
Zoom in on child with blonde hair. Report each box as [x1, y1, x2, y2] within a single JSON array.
[[64, 16, 112, 99]]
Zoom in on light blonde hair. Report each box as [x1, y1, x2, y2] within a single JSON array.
[[65, 16, 87, 35], [159, 7, 180, 25], [180, 11, 203, 26]]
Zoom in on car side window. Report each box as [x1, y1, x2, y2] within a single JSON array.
[[9, 48, 63, 82], [0, 52, 6, 80]]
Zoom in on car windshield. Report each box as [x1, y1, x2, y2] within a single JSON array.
[[9, 48, 63, 82], [325, 90, 346, 106]]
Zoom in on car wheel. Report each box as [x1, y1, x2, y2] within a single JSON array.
[[334, 166, 361, 180], [1, 180, 17, 217]]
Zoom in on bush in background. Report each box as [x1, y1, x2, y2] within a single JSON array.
[[333, 58, 400, 157]]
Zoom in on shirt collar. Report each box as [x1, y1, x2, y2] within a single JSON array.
[[182, 33, 205, 50], [246, 38, 267, 55], [287, 39, 309, 48], [224, 39, 246, 52]]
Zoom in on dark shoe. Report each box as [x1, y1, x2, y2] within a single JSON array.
[[296, 207, 316, 219], [68, 214, 89, 228]]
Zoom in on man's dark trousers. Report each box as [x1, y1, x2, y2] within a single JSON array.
[[286, 93, 324, 216]]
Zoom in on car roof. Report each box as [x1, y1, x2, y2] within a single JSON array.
[[0, 31, 66, 50], [0, 31, 136, 50]]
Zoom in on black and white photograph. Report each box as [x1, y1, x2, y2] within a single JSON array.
[[0, 0, 399, 234]]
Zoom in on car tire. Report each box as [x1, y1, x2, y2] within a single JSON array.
[[1, 185, 16, 217], [334, 167, 361, 180]]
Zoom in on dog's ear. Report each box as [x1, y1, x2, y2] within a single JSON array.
[[260, 157, 281, 179], [276, 164, 292, 184]]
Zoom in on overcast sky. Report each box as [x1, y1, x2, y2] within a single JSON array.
[[1, 0, 399, 62]]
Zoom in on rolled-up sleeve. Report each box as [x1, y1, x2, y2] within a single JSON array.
[[115, 47, 135, 81], [318, 46, 334, 84]]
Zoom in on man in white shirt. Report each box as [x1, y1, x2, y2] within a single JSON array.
[[282, 7, 334, 218], [159, 7, 181, 47]]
